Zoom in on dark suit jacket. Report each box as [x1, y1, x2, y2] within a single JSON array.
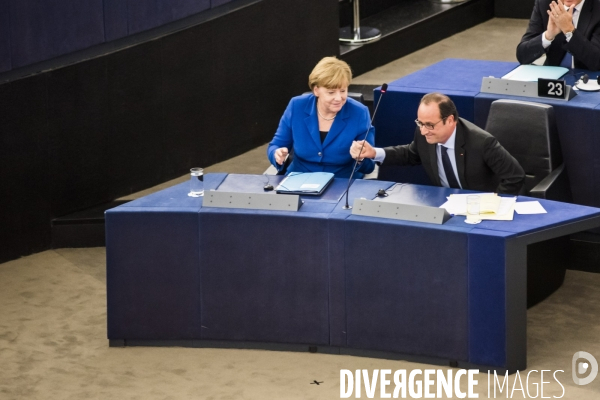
[[267, 94, 375, 179], [517, 0, 600, 70], [382, 118, 525, 195]]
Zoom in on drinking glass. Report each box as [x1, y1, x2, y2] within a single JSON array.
[[465, 195, 481, 224], [189, 168, 204, 197]]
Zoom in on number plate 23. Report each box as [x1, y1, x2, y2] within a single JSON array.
[[538, 78, 566, 99]]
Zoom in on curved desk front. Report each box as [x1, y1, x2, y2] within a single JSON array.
[[106, 173, 600, 372]]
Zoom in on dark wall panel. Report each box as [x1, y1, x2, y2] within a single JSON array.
[[0, 0, 10, 73], [127, 0, 211, 35], [103, 0, 129, 41], [0, 0, 339, 264], [47, 59, 111, 217], [495, 0, 535, 19], [258, 0, 340, 122], [160, 24, 218, 177], [207, 3, 267, 151], [107, 41, 166, 197], [9, 0, 106, 68], [1, 0, 244, 73], [212, 0, 235, 7], [0, 75, 51, 260]]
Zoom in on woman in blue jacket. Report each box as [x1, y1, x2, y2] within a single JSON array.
[[267, 57, 375, 179]]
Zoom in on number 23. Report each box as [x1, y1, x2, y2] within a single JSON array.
[[548, 82, 563, 96]]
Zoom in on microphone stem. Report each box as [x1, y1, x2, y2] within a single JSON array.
[[343, 87, 387, 209]]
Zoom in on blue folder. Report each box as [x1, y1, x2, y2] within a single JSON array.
[[276, 172, 335, 196]]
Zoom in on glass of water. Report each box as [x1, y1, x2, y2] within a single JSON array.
[[189, 168, 204, 197], [465, 195, 481, 224]]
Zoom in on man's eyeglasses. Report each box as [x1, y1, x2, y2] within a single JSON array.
[[415, 117, 447, 130]]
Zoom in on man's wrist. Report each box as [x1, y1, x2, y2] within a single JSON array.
[[542, 31, 554, 49], [565, 23, 576, 34], [374, 147, 386, 163], [565, 27, 576, 41]]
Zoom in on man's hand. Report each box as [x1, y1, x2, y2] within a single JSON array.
[[350, 140, 376, 160], [548, 0, 575, 35], [275, 147, 289, 165], [544, 11, 561, 41]]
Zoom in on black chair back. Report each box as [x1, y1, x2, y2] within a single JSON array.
[[485, 100, 562, 194]]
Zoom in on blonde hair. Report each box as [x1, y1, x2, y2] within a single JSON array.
[[308, 57, 352, 90]]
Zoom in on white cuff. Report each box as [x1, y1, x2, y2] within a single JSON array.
[[374, 147, 386, 163], [542, 31, 553, 48]]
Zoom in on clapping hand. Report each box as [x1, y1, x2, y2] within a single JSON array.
[[548, 1, 575, 36]]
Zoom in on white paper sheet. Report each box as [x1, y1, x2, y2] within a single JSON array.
[[514, 201, 547, 214]]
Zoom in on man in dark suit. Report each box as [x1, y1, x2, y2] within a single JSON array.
[[349, 93, 525, 195], [517, 0, 600, 70]]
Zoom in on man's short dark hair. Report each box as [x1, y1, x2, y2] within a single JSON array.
[[420, 93, 459, 121]]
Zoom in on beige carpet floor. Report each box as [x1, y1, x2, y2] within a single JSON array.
[[1, 249, 600, 399], [2, 18, 600, 399]]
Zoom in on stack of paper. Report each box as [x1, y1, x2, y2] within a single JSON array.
[[440, 193, 517, 221]]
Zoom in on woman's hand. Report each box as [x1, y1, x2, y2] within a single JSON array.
[[350, 140, 375, 160], [275, 147, 289, 165]]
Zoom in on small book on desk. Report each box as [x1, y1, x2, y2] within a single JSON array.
[[276, 172, 334, 195], [502, 65, 568, 82]]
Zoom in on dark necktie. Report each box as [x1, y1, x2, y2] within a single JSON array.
[[441, 146, 460, 189], [560, 9, 577, 68]]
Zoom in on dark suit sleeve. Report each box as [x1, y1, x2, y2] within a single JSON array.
[[517, 0, 548, 65], [569, 21, 600, 71], [482, 136, 525, 195], [381, 128, 422, 166]]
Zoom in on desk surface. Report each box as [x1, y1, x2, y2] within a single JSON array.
[[387, 58, 600, 99], [388, 59, 518, 94], [119, 173, 600, 236]]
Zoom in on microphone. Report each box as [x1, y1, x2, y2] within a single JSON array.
[[342, 83, 388, 210]]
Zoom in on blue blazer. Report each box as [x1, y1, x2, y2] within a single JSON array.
[[267, 94, 375, 178]]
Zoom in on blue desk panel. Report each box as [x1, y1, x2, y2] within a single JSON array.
[[106, 174, 600, 371], [344, 216, 470, 361], [106, 207, 203, 339], [198, 208, 333, 345]]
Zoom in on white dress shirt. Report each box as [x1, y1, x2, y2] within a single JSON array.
[[373, 127, 462, 188]]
